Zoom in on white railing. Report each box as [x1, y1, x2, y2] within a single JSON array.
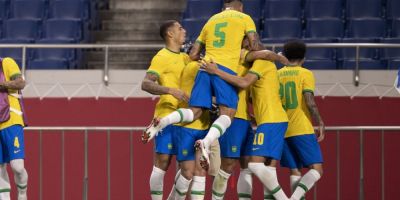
[[23, 126, 400, 200], [1, 43, 399, 86]]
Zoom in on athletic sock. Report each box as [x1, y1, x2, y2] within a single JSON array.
[[263, 187, 275, 200], [203, 115, 231, 149], [290, 175, 301, 193], [174, 175, 192, 200], [237, 168, 252, 200], [167, 169, 181, 200], [10, 160, 27, 200], [150, 166, 166, 200], [248, 163, 289, 200], [190, 176, 206, 200], [0, 164, 10, 200], [291, 169, 321, 200], [159, 108, 194, 128], [212, 169, 231, 200]]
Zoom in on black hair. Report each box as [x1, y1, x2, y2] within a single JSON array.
[[283, 39, 306, 61], [159, 20, 178, 41], [224, 0, 242, 4]]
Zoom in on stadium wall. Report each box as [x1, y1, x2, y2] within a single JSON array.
[[16, 97, 400, 200]]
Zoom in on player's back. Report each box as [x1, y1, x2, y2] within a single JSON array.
[[178, 61, 210, 130], [278, 66, 315, 137], [197, 9, 256, 73], [249, 60, 288, 125]]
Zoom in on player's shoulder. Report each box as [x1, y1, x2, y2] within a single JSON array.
[[298, 66, 314, 76]]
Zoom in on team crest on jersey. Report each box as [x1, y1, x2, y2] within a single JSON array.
[[168, 143, 173, 150], [231, 146, 237, 153], [182, 149, 188, 156]]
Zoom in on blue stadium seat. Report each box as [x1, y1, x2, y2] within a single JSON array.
[[346, 19, 386, 39], [10, 1, 46, 20], [346, 0, 382, 19], [304, 0, 343, 19], [392, 19, 400, 38], [0, 1, 8, 19], [182, 18, 207, 42], [43, 19, 82, 42], [0, 48, 23, 67], [386, 0, 400, 19], [381, 38, 400, 67], [304, 59, 338, 69], [304, 39, 337, 60], [28, 60, 70, 70], [388, 60, 400, 69], [2, 19, 40, 43], [305, 18, 344, 40], [184, 0, 222, 19], [243, 0, 263, 21], [262, 18, 302, 40], [264, 0, 302, 19], [49, 1, 89, 20], [338, 39, 379, 60], [341, 59, 387, 69]]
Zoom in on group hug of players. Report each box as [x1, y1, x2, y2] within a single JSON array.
[[140, 1, 325, 200]]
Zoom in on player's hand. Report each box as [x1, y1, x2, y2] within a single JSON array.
[[169, 88, 189, 102], [199, 58, 218, 74], [317, 122, 325, 142], [277, 52, 290, 66]]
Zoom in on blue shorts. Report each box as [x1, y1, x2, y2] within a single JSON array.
[[189, 64, 238, 109], [248, 122, 288, 160], [280, 134, 324, 169], [219, 118, 253, 158], [154, 125, 177, 155], [0, 125, 25, 164], [173, 126, 208, 161]]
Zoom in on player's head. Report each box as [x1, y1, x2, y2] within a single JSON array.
[[223, 0, 243, 12], [159, 20, 186, 45], [283, 39, 306, 63], [242, 36, 265, 51]]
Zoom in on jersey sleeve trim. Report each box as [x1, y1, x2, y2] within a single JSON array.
[[302, 89, 314, 94], [248, 70, 261, 80], [146, 70, 160, 78], [10, 73, 22, 80], [195, 40, 205, 46], [246, 30, 257, 34]]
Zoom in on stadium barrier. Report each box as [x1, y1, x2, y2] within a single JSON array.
[[23, 126, 400, 200], [0, 43, 399, 86]]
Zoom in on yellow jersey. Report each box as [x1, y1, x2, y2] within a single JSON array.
[[147, 48, 190, 118], [0, 57, 25, 130], [234, 50, 251, 120], [248, 60, 288, 125], [278, 66, 315, 138], [177, 62, 210, 130], [196, 9, 256, 73]]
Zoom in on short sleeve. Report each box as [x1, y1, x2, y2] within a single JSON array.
[[147, 55, 166, 78], [182, 53, 191, 65], [2, 57, 21, 80], [248, 60, 266, 80], [302, 70, 315, 93], [196, 24, 207, 45], [244, 15, 257, 34]]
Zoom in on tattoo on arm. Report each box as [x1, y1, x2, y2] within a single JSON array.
[[141, 73, 170, 95], [304, 92, 323, 124], [0, 74, 25, 90]]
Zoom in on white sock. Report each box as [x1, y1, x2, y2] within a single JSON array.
[[159, 108, 194, 128], [212, 169, 231, 200], [10, 160, 27, 200], [167, 169, 181, 200], [263, 187, 274, 200], [290, 175, 301, 193], [174, 175, 192, 200], [0, 164, 10, 200], [191, 176, 206, 200], [248, 163, 289, 200], [237, 168, 252, 200], [203, 115, 231, 148], [150, 166, 166, 200], [291, 169, 321, 200]]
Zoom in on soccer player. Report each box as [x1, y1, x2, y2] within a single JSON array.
[[141, 20, 189, 200], [278, 40, 325, 200], [166, 61, 210, 200], [212, 39, 289, 200], [0, 57, 28, 200], [200, 50, 290, 200], [144, 0, 259, 169]]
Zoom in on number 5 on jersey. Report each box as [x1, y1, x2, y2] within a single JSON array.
[[213, 22, 228, 48]]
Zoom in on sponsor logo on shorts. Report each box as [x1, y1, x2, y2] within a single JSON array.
[[14, 150, 21, 154], [182, 149, 188, 156], [168, 143, 173, 150], [231, 146, 237, 153]]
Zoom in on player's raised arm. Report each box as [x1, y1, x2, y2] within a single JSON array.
[[304, 91, 325, 142], [141, 73, 189, 102], [246, 50, 289, 65], [200, 59, 257, 89]]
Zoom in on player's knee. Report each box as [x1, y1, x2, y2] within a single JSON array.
[[221, 158, 237, 174], [10, 160, 25, 175], [310, 164, 323, 176], [181, 168, 194, 180], [154, 156, 171, 171], [191, 107, 203, 119]]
